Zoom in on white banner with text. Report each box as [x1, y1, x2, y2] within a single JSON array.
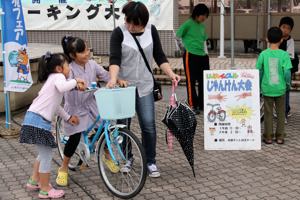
[[21, 0, 173, 30]]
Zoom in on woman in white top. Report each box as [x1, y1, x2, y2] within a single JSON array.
[[20, 52, 85, 199], [107, 1, 180, 178]]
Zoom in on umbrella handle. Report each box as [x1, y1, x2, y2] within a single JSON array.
[[172, 80, 178, 93], [170, 80, 178, 105], [171, 80, 178, 95]]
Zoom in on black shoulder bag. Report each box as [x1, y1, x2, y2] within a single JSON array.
[[132, 35, 163, 101]]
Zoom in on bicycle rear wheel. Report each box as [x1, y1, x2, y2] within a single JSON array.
[[97, 128, 147, 199], [55, 117, 82, 171]]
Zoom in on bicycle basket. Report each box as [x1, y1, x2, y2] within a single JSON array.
[[94, 86, 136, 120]]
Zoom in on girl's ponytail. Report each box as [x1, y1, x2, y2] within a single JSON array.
[[61, 35, 73, 62], [38, 55, 49, 82], [37, 52, 68, 82]]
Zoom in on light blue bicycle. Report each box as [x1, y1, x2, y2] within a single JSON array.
[[55, 86, 147, 199]]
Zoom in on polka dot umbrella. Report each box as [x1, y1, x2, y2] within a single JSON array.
[[162, 101, 197, 177]]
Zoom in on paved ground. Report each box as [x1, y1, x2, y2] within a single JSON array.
[[98, 55, 258, 70], [1, 56, 300, 200]]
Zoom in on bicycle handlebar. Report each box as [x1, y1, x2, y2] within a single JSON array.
[[207, 103, 220, 107]]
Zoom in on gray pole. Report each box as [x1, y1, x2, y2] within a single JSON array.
[[0, 7, 11, 129], [112, 0, 116, 28], [230, 0, 235, 69], [267, 0, 271, 29], [256, 1, 261, 49], [219, 0, 226, 58]]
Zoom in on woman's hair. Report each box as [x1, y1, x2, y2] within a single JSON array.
[[61, 35, 86, 62], [191, 3, 209, 19], [122, 1, 149, 27], [38, 52, 68, 82]]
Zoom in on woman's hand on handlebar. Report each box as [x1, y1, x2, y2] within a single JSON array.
[[106, 79, 128, 88], [117, 79, 128, 88], [106, 78, 117, 88]]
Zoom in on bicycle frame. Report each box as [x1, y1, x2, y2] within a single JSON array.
[[79, 115, 127, 165], [56, 86, 147, 199]]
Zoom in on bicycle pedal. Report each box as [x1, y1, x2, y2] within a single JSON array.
[[79, 164, 89, 171]]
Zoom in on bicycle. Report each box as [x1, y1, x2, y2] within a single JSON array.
[[55, 86, 147, 199], [206, 103, 226, 122]]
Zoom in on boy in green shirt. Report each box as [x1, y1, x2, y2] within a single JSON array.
[[256, 27, 292, 145], [176, 3, 209, 114]]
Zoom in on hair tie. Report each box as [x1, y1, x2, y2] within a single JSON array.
[[44, 51, 52, 63], [45, 51, 51, 58], [64, 35, 70, 44]]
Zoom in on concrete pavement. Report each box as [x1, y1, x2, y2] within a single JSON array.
[[1, 91, 300, 200], [1, 56, 300, 200], [99, 56, 300, 89]]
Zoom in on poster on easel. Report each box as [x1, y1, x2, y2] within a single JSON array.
[[203, 69, 261, 150]]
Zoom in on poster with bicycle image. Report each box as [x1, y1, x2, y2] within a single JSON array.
[[203, 69, 261, 150]]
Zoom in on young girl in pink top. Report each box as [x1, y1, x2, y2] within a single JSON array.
[[20, 52, 86, 199]]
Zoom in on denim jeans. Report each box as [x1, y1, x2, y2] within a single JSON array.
[[285, 90, 290, 117], [118, 92, 156, 164]]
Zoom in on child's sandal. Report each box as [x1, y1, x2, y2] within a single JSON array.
[[56, 168, 68, 187], [276, 139, 284, 144], [26, 178, 39, 191], [38, 188, 65, 199]]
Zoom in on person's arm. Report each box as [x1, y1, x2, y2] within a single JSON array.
[[204, 41, 208, 55], [285, 69, 291, 90], [159, 62, 180, 82], [175, 21, 188, 51], [283, 53, 292, 90], [56, 106, 70, 121], [109, 27, 123, 67], [107, 65, 120, 88], [256, 53, 264, 86], [176, 20, 188, 39], [152, 25, 168, 66], [54, 74, 77, 93], [93, 60, 110, 82], [107, 27, 123, 88], [56, 106, 79, 125], [151, 25, 180, 82], [54, 74, 86, 92], [286, 38, 295, 59]]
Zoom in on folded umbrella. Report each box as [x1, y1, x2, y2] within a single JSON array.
[[164, 80, 178, 151], [162, 93, 197, 177]]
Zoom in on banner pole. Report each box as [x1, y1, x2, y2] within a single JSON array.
[[0, 1, 11, 129], [112, 0, 116, 29]]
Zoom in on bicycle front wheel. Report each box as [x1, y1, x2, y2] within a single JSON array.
[[55, 117, 82, 171], [97, 128, 147, 199]]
